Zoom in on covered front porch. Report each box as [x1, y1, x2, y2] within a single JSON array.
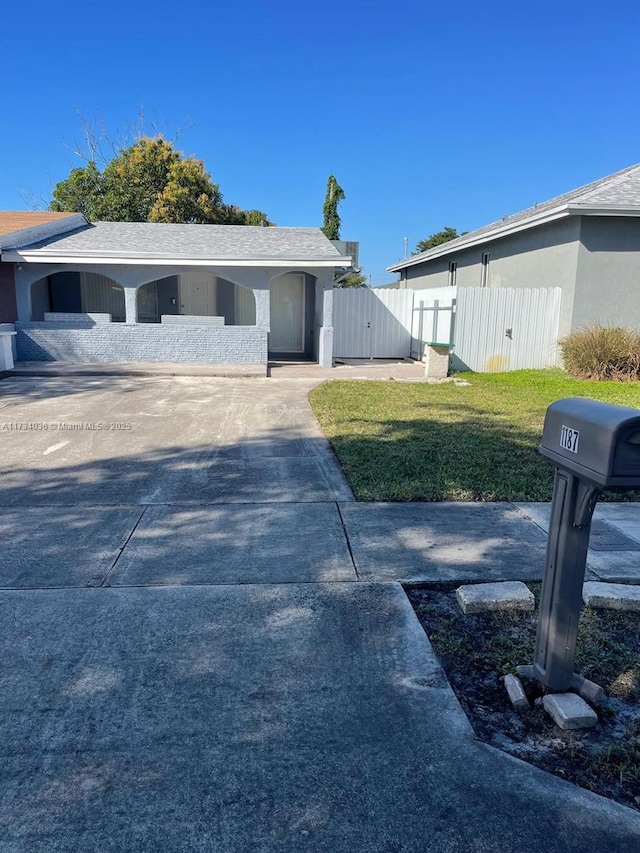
[[12, 265, 335, 367]]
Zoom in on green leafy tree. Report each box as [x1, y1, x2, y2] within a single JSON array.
[[415, 226, 464, 254], [321, 175, 345, 241], [334, 271, 367, 288], [242, 209, 275, 226], [49, 161, 103, 218], [50, 135, 271, 226], [149, 156, 225, 223], [100, 137, 182, 221]]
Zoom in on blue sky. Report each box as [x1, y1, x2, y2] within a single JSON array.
[[1, 0, 639, 284]]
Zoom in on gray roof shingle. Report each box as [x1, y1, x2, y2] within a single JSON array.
[[13, 222, 345, 261], [389, 163, 640, 270]]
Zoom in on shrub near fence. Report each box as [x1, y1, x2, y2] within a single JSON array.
[[560, 325, 640, 381]]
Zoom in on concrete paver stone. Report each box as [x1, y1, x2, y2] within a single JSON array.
[[503, 674, 532, 712], [583, 581, 640, 611], [456, 581, 535, 614], [543, 693, 599, 731]]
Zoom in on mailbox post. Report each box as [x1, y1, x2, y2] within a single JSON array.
[[518, 398, 640, 699]]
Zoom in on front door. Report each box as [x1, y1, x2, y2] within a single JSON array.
[[270, 274, 304, 352], [180, 274, 217, 316]]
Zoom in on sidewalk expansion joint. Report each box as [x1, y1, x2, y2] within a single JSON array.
[[100, 505, 148, 587], [336, 501, 360, 581]]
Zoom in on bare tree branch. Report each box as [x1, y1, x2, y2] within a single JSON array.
[[62, 108, 196, 168], [18, 186, 50, 211]]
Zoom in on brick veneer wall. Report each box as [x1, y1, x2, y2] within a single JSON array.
[[15, 323, 268, 364]]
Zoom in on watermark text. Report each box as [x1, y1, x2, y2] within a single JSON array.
[[2, 422, 132, 432]]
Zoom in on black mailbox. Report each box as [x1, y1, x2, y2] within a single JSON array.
[[518, 397, 640, 699], [540, 397, 640, 489]]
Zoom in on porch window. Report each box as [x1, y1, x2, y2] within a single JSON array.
[[80, 273, 125, 321], [137, 281, 159, 323]]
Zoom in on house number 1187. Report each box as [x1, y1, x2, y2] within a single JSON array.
[[560, 424, 580, 453]]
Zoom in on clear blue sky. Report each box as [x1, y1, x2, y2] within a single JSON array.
[[1, 0, 639, 285]]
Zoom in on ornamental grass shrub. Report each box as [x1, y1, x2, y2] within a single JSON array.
[[559, 324, 640, 381]]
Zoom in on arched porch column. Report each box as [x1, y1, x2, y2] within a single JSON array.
[[254, 288, 270, 330], [124, 286, 138, 324]]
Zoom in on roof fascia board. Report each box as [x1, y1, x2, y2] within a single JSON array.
[[567, 204, 640, 217], [387, 206, 572, 272], [3, 250, 351, 268], [0, 214, 87, 250]]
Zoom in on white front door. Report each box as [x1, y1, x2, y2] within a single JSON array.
[[180, 274, 217, 316], [270, 274, 305, 352]]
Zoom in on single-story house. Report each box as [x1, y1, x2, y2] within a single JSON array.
[[0, 214, 353, 369], [388, 163, 640, 337]]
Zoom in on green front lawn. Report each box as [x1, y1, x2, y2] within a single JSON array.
[[309, 370, 640, 501]]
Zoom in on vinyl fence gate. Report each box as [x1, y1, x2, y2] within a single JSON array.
[[332, 288, 415, 359]]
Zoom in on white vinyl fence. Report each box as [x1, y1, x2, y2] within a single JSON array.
[[333, 285, 561, 372], [333, 288, 414, 358], [453, 287, 561, 372]]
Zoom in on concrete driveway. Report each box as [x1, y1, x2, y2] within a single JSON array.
[[0, 374, 352, 506], [1, 374, 639, 851]]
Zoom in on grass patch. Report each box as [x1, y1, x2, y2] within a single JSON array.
[[407, 586, 640, 810], [309, 369, 640, 501]]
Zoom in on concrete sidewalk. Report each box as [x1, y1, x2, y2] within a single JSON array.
[[1, 373, 639, 851], [3, 500, 640, 589]]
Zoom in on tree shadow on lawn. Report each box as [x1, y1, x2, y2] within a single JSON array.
[[328, 400, 640, 502], [328, 403, 554, 502]]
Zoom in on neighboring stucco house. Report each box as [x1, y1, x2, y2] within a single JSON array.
[[388, 164, 640, 337], [0, 214, 353, 369]]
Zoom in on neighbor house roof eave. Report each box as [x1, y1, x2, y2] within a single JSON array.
[[566, 204, 640, 217], [387, 203, 640, 273], [387, 206, 573, 272], [0, 213, 87, 251]]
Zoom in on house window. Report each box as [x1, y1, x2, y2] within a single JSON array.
[[481, 252, 490, 287], [448, 261, 457, 287]]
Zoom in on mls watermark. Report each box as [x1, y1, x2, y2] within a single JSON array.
[[1, 422, 132, 432]]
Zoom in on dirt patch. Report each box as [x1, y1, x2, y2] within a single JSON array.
[[406, 585, 640, 811]]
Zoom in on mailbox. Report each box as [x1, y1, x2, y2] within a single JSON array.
[[540, 397, 640, 489], [518, 397, 640, 699]]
